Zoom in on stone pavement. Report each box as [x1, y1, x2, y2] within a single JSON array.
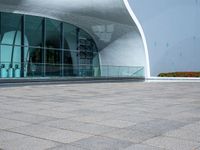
[[0, 82, 200, 150]]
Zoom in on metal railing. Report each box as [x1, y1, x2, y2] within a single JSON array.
[[0, 62, 145, 78]]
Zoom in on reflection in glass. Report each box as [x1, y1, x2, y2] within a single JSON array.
[[27, 48, 43, 77], [0, 12, 99, 78], [25, 16, 43, 47], [1, 12, 22, 45], [63, 24, 76, 76], [46, 49, 61, 76], [46, 19, 61, 49]]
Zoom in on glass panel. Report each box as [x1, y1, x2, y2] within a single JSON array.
[[28, 47, 43, 64], [63, 50, 73, 65], [46, 49, 61, 64], [64, 23, 77, 50], [79, 51, 93, 65], [78, 29, 98, 73], [25, 16, 43, 47], [1, 12, 22, 45], [27, 47, 43, 77], [93, 53, 100, 77], [64, 51, 76, 76], [79, 29, 97, 52], [63, 64, 74, 77], [0, 44, 21, 68], [79, 64, 93, 77], [45, 48, 62, 76], [46, 19, 61, 49], [93, 52, 99, 66], [45, 63, 61, 77], [0, 45, 23, 78]]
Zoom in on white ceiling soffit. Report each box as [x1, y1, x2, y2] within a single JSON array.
[[0, 0, 140, 50]]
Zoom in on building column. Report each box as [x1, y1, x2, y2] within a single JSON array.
[[42, 18, 46, 77], [21, 15, 25, 77], [61, 22, 64, 77]]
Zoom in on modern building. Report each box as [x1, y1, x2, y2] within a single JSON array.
[[0, 0, 199, 79]]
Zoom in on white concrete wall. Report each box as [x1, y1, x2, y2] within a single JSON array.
[[129, 0, 200, 76], [99, 29, 147, 76]]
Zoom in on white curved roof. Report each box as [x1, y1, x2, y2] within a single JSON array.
[[0, 0, 137, 50]]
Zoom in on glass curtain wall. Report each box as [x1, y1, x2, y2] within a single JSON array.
[[0, 12, 99, 78]]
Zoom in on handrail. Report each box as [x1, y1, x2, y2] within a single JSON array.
[[0, 62, 145, 78]]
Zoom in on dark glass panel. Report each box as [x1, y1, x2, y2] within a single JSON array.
[[45, 48, 62, 76], [46, 49, 61, 64], [25, 16, 43, 47], [63, 50, 73, 65], [28, 47, 43, 64], [63, 50, 74, 76], [27, 47, 43, 77], [46, 19, 61, 49], [63, 63, 74, 77], [78, 29, 97, 52]]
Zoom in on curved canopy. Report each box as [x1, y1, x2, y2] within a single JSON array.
[[0, 0, 137, 50]]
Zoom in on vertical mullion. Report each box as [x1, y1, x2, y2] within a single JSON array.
[[61, 22, 64, 77], [42, 18, 46, 77], [0, 12, 1, 65], [21, 15, 25, 77], [76, 28, 80, 76]]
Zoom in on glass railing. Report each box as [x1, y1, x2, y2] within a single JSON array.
[[0, 62, 145, 79], [100, 65, 144, 78]]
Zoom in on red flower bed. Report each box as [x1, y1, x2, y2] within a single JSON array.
[[158, 72, 200, 77]]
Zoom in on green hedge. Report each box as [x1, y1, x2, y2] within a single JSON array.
[[158, 72, 200, 77]]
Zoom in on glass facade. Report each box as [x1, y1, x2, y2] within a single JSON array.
[[0, 12, 100, 78]]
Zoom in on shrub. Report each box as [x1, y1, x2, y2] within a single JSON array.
[[158, 72, 200, 77]]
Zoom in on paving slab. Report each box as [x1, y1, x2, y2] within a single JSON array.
[[47, 144, 88, 150], [164, 122, 200, 142], [0, 112, 56, 123], [144, 136, 200, 150], [127, 119, 185, 136], [9, 124, 92, 143], [96, 119, 136, 128], [124, 144, 165, 150], [0, 118, 29, 130], [0, 130, 27, 143], [71, 136, 133, 150], [42, 119, 117, 135], [0, 136, 58, 150], [102, 128, 156, 143]]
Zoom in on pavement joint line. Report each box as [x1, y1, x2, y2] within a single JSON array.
[[2, 129, 63, 144], [0, 115, 58, 124], [2, 128, 89, 145]]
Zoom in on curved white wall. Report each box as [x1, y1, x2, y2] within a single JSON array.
[[99, 29, 147, 75], [129, 0, 200, 76]]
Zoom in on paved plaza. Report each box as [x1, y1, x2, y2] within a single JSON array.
[[0, 82, 200, 150]]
